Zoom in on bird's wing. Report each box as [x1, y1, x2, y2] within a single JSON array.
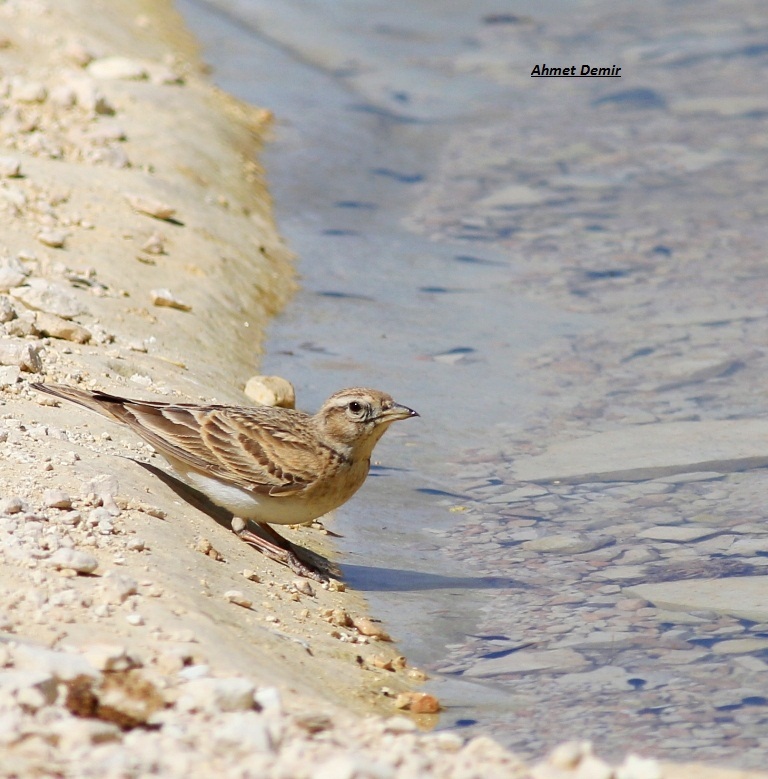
[[118, 403, 331, 496], [31, 384, 343, 496]]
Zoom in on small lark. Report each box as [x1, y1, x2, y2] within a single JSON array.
[[31, 383, 418, 579]]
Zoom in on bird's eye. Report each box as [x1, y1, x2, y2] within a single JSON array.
[[348, 401, 363, 414]]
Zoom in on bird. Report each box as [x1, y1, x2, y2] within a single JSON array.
[[31, 382, 418, 579]]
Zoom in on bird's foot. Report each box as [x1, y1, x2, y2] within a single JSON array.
[[232, 518, 330, 582]]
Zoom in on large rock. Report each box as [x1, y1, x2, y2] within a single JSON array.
[[463, 647, 587, 678], [626, 577, 768, 622], [512, 420, 768, 483]]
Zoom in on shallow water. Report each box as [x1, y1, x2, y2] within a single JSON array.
[[179, 0, 768, 767]]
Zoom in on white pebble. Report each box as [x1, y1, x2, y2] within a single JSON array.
[[48, 547, 98, 574], [224, 590, 252, 608], [11, 644, 99, 682], [0, 294, 17, 319], [10, 79, 47, 103], [102, 571, 138, 603], [213, 711, 272, 753], [150, 288, 191, 312], [0, 341, 43, 373], [36, 229, 67, 249], [0, 157, 21, 178], [43, 488, 72, 510], [82, 644, 135, 672], [293, 579, 315, 597], [125, 193, 176, 221], [10, 279, 84, 319], [244, 375, 296, 409], [88, 56, 148, 81], [0, 496, 26, 515], [178, 677, 256, 713]]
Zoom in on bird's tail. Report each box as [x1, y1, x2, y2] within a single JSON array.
[[30, 382, 129, 423]]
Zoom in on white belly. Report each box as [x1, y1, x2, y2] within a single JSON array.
[[170, 460, 368, 525]]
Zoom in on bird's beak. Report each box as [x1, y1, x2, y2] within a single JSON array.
[[380, 403, 419, 422]]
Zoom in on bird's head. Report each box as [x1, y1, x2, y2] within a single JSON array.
[[315, 388, 418, 456]]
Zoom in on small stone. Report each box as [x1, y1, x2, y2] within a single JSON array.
[[224, 590, 252, 609], [0, 365, 20, 387], [195, 537, 223, 560], [126, 614, 145, 626], [102, 571, 139, 604], [126, 193, 177, 221], [369, 655, 395, 671], [0, 341, 43, 373], [464, 647, 587, 677], [326, 579, 346, 592], [313, 757, 359, 779], [323, 609, 352, 628], [35, 312, 91, 343], [48, 547, 98, 574], [4, 312, 37, 337], [81, 474, 120, 516], [88, 56, 148, 81], [147, 64, 183, 86], [523, 534, 613, 554], [394, 691, 441, 714], [383, 716, 418, 734], [82, 645, 138, 672], [241, 569, 260, 583], [43, 488, 72, 509], [67, 77, 115, 115], [253, 686, 282, 713], [49, 84, 77, 108], [244, 375, 296, 409], [0, 670, 58, 710], [87, 507, 114, 526], [616, 754, 663, 779], [11, 279, 84, 319], [154, 650, 186, 675], [12, 644, 99, 682], [178, 663, 209, 681], [0, 496, 26, 514], [140, 232, 166, 255], [231, 517, 246, 534], [52, 719, 121, 749], [293, 579, 314, 597], [0, 157, 22, 178], [179, 677, 256, 713], [0, 295, 16, 320], [212, 711, 272, 753], [150, 288, 191, 311], [129, 373, 152, 387], [87, 121, 126, 143], [547, 740, 591, 769], [637, 525, 716, 542], [64, 41, 96, 67], [11, 79, 47, 103], [352, 616, 391, 640], [36, 229, 68, 249]]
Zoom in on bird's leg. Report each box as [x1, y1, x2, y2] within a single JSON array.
[[231, 517, 328, 582]]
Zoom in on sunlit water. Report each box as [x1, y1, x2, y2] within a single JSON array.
[[178, 0, 768, 767]]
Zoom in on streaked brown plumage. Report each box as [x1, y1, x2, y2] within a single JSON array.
[[31, 382, 418, 578]]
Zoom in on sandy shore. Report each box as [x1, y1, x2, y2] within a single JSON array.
[[0, 1, 763, 776]]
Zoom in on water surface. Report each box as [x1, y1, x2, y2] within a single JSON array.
[[178, 0, 768, 767]]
